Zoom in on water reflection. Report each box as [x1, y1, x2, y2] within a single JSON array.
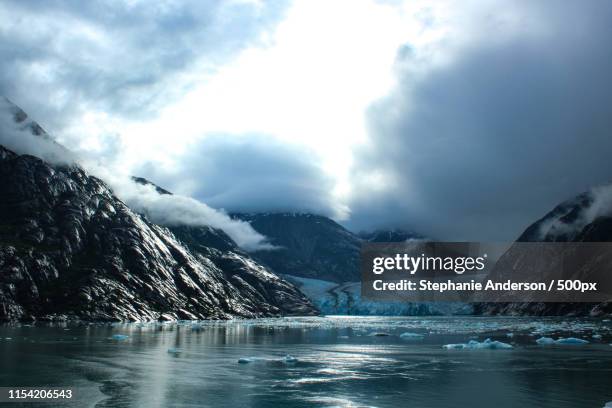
[[0, 317, 610, 407]]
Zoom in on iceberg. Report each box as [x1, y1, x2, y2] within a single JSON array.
[[238, 357, 253, 364], [167, 347, 181, 355], [592, 334, 602, 339], [536, 336, 589, 345], [555, 337, 589, 345], [443, 338, 513, 350], [284, 355, 298, 363], [111, 334, 129, 341]]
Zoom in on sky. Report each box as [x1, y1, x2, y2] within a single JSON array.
[[1, 0, 611, 241]]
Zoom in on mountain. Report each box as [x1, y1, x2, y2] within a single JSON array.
[[0, 100, 316, 321], [475, 186, 612, 316], [224, 213, 469, 315], [232, 213, 362, 282]]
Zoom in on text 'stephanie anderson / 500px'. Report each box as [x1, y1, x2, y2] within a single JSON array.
[[361, 242, 612, 303]]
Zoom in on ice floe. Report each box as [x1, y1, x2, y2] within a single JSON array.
[[555, 337, 589, 345], [536, 336, 589, 345], [443, 338, 513, 350]]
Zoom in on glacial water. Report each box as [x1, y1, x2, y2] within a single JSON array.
[[0, 316, 611, 408]]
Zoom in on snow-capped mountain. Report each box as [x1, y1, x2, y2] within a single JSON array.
[[476, 185, 612, 316], [0, 99, 316, 321]]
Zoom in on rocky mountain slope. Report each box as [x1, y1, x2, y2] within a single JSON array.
[[0, 101, 316, 321], [232, 213, 363, 282], [476, 186, 612, 316]]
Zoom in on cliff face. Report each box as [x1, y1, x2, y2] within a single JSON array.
[[0, 101, 316, 322], [476, 187, 612, 317]]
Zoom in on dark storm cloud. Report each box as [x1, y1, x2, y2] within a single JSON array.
[[0, 0, 288, 132], [136, 135, 342, 217], [348, 1, 612, 240]]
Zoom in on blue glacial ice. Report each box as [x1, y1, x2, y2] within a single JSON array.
[[111, 334, 129, 340], [536, 336, 589, 345], [443, 338, 513, 350], [555, 337, 589, 345]]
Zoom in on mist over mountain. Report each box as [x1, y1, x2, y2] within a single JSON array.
[[0, 101, 316, 321]]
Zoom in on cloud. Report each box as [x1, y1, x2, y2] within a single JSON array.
[[348, 1, 612, 240], [135, 134, 346, 218], [95, 172, 276, 251], [0, 0, 289, 132], [0, 97, 75, 164]]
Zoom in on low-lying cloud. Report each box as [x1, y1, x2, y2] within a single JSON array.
[[99, 175, 276, 251], [135, 135, 345, 219]]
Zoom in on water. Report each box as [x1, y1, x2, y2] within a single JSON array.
[[0, 316, 611, 407]]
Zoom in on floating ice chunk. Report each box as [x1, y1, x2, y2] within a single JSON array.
[[370, 332, 391, 337], [506, 333, 514, 338], [443, 338, 512, 350], [400, 332, 424, 340], [536, 337, 556, 345], [191, 324, 202, 332], [167, 347, 181, 355], [238, 357, 253, 364], [443, 343, 466, 349], [111, 334, 129, 341], [603, 401, 612, 408], [555, 337, 589, 345], [592, 334, 602, 340], [284, 355, 298, 363]]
